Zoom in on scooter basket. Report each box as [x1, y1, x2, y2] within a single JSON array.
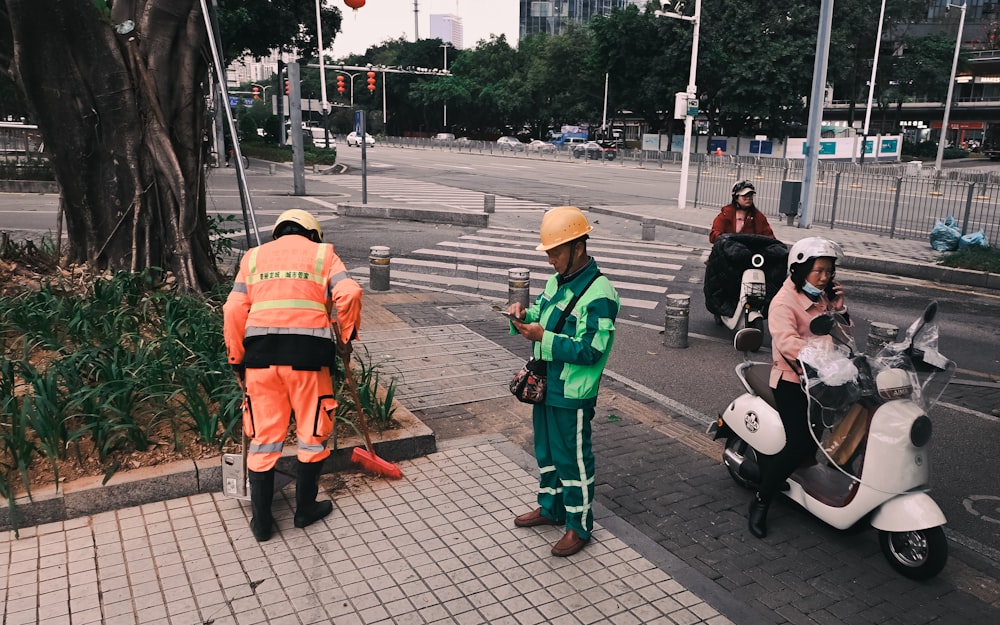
[[744, 282, 767, 309]]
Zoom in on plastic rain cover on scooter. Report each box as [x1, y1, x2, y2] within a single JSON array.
[[799, 304, 955, 481]]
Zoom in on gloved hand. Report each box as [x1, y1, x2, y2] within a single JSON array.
[[336, 340, 353, 357]]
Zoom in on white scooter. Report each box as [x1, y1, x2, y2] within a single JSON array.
[[704, 234, 787, 334], [708, 302, 955, 579]]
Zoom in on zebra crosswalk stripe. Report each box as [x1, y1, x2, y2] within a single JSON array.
[[350, 226, 701, 313]]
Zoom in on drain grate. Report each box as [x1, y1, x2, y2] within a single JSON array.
[[358, 324, 524, 410]]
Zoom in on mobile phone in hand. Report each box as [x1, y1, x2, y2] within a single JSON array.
[[825, 280, 838, 300], [498, 310, 521, 322]]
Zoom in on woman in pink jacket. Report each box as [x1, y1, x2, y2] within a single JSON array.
[[748, 237, 848, 539]]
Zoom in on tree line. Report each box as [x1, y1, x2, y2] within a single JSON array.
[[268, 0, 960, 142]]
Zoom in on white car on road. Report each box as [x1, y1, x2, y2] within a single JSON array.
[[347, 132, 375, 147]]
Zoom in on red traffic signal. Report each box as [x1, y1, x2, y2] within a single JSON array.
[[336, 75, 345, 94], [252, 86, 261, 99], [366, 71, 376, 93], [284, 80, 290, 95]]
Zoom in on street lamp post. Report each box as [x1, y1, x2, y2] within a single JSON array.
[[654, 0, 701, 210], [934, 1, 968, 173], [315, 0, 331, 148], [860, 0, 887, 165], [441, 42, 452, 129]]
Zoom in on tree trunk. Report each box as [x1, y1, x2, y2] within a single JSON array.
[[6, 0, 222, 291]]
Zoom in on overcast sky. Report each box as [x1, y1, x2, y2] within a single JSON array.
[[329, 0, 520, 59]]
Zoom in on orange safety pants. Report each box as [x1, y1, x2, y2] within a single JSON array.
[[243, 365, 337, 472]]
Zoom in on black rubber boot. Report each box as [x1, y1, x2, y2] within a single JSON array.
[[748, 493, 770, 539], [248, 468, 275, 542], [294, 460, 333, 529]]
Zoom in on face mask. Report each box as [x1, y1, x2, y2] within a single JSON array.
[[802, 281, 822, 299]]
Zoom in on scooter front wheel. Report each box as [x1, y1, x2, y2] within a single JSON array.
[[878, 526, 948, 580]]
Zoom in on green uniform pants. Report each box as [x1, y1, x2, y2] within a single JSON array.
[[533, 403, 595, 539]]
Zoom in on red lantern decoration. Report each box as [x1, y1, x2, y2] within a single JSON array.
[[344, 0, 365, 9]]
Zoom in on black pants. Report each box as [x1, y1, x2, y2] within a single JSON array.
[[757, 380, 819, 502]]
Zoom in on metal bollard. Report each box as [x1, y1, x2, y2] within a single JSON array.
[[508, 268, 530, 308], [268, 163, 276, 175], [369, 246, 391, 291], [642, 222, 655, 241], [484, 194, 496, 214], [663, 294, 690, 348], [865, 321, 898, 356]]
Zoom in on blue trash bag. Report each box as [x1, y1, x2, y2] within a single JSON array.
[[958, 229, 989, 250], [929, 216, 961, 251]]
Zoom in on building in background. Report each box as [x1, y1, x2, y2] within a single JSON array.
[[519, 0, 643, 39], [430, 14, 464, 49]]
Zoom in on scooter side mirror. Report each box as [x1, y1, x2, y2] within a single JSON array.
[[734, 327, 763, 353], [923, 300, 938, 324], [809, 314, 834, 336]]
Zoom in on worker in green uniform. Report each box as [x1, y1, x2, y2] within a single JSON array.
[[506, 206, 620, 557]]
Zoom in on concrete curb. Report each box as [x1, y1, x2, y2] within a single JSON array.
[[338, 202, 490, 227], [0, 400, 435, 532], [0, 180, 59, 193]]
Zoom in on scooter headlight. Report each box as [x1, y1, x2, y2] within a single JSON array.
[[876, 368, 913, 400], [910, 415, 932, 447]]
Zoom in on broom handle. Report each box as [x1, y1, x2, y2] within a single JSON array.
[[331, 322, 375, 454]]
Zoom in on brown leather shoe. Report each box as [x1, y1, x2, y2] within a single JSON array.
[[514, 508, 562, 528], [551, 530, 589, 557]]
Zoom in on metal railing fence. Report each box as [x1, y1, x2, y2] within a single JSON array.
[[370, 136, 1000, 246], [691, 157, 999, 245]]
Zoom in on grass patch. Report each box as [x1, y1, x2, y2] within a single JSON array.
[[0, 249, 397, 535], [939, 246, 1000, 273]]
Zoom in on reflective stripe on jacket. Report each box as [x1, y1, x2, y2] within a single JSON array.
[[223, 235, 362, 369], [521, 259, 619, 409]]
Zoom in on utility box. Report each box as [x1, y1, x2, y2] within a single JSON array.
[[779, 180, 802, 217]]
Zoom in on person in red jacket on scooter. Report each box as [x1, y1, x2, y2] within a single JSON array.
[[709, 180, 776, 243]]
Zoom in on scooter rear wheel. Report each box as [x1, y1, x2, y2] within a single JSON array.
[[878, 526, 948, 580]]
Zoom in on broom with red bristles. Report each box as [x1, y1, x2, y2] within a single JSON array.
[[332, 322, 403, 480]]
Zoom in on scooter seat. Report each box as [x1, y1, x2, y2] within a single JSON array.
[[744, 363, 776, 408]]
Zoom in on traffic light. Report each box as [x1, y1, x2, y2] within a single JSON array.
[[366, 71, 376, 93], [252, 86, 260, 100], [336, 75, 345, 94], [284, 80, 290, 95]]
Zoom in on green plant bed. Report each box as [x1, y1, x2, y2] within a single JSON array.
[[0, 240, 396, 534], [240, 141, 337, 165], [939, 246, 1000, 273]]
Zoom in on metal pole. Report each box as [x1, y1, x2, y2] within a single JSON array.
[[199, 0, 259, 245], [860, 0, 886, 166], [799, 0, 835, 229], [602, 72, 609, 135], [441, 43, 451, 128], [678, 0, 701, 210], [315, 0, 330, 148], [934, 2, 967, 174], [289, 61, 306, 196]]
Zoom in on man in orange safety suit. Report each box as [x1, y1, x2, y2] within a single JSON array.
[[223, 209, 362, 541]]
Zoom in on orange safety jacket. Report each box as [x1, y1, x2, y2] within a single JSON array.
[[223, 235, 362, 370]]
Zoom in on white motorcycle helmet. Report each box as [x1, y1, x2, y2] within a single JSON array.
[[787, 236, 845, 274]]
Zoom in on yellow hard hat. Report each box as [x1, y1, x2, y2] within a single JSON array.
[[536, 206, 593, 251], [273, 209, 323, 242]]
